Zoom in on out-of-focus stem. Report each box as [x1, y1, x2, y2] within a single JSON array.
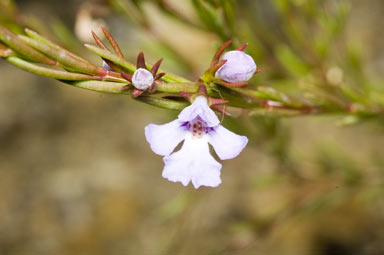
[[0, 43, 15, 57], [0, 25, 56, 65]]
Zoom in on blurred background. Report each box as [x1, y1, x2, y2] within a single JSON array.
[[1, 0, 384, 254]]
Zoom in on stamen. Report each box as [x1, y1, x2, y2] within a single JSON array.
[[183, 116, 215, 139]]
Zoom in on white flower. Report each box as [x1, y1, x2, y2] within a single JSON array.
[[145, 96, 248, 188], [215, 50, 256, 83], [132, 68, 154, 90]]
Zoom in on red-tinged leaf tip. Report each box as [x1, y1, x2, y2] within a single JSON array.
[[150, 58, 163, 76], [137, 52, 146, 69], [97, 67, 108, 76], [101, 27, 124, 58], [179, 91, 193, 100], [212, 105, 231, 116], [121, 72, 133, 82], [197, 84, 208, 96], [211, 40, 232, 66], [235, 43, 248, 51], [92, 31, 109, 50], [91, 75, 103, 81], [132, 89, 144, 98], [148, 82, 157, 93], [120, 84, 131, 91], [98, 69, 126, 82], [254, 68, 263, 74], [210, 98, 228, 105], [48, 59, 58, 66], [210, 59, 227, 73], [155, 72, 166, 80], [218, 79, 247, 88]]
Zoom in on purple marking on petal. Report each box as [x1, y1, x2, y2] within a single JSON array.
[[180, 121, 191, 131], [181, 115, 217, 138], [206, 126, 216, 134]]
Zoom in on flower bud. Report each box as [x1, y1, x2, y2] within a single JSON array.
[[132, 68, 154, 90], [215, 50, 256, 83]]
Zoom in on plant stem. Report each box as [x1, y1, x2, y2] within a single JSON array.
[[84, 44, 191, 83], [6, 56, 97, 80]]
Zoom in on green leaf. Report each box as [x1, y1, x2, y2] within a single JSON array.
[[191, 0, 227, 39], [6, 56, 97, 81], [222, 0, 235, 33], [136, 96, 188, 110], [19, 34, 100, 75], [0, 25, 56, 65], [275, 44, 310, 77], [157, 82, 199, 93], [63, 80, 128, 94]]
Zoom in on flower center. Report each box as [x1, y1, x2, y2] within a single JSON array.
[[181, 116, 214, 139], [191, 119, 204, 138]]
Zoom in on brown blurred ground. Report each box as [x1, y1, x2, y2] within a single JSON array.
[[1, 0, 384, 255]]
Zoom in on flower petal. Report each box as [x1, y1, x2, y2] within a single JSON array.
[[208, 125, 248, 160], [178, 96, 219, 127], [162, 135, 222, 188], [145, 120, 186, 156]]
